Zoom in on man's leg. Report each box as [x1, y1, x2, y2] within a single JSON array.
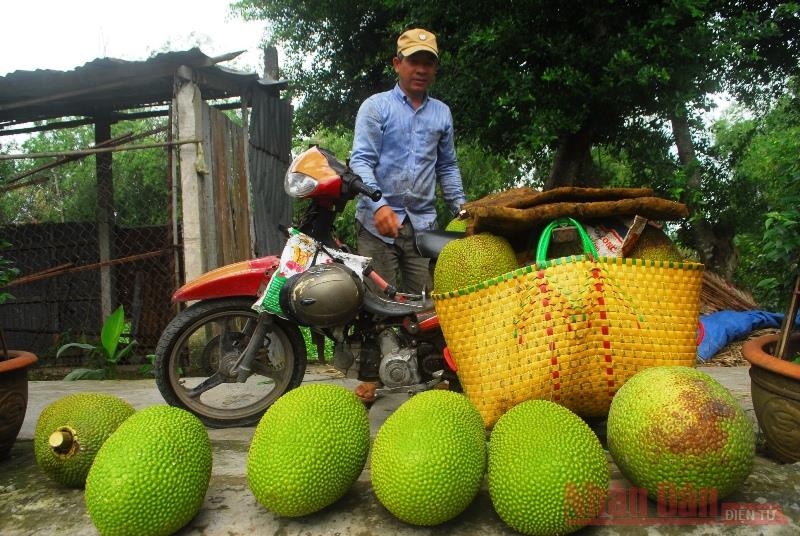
[[355, 224, 399, 402], [397, 224, 453, 391], [356, 223, 400, 294], [395, 222, 433, 294]]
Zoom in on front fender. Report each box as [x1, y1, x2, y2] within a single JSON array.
[[172, 256, 280, 303]]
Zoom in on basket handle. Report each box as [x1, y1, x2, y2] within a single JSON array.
[[536, 217, 599, 263]]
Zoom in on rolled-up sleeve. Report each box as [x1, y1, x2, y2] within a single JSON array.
[[436, 107, 467, 215], [350, 98, 388, 214]]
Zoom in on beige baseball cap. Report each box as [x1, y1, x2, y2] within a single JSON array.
[[397, 28, 438, 58]]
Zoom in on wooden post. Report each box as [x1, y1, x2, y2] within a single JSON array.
[[241, 92, 256, 258], [95, 112, 114, 321], [167, 104, 183, 311], [174, 69, 208, 284], [263, 46, 279, 80]]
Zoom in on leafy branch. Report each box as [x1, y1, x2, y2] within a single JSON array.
[[57, 305, 137, 380]]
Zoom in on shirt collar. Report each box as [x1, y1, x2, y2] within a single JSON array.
[[393, 83, 428, 108]]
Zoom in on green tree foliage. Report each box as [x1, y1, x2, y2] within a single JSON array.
[[0, 140, 18, 188], [434, 139, 520, 226], [594, 119, 681, 194], [716, 2, 800, 108], [0, 117, 168, 226], [232, 0, 798, 187], [110, 118, 170, 226], [1, 125, 97, 223], [234, 0, 708, 139], [712, 82, 800, 309]]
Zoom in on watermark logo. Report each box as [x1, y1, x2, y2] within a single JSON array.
[[564, 480, 788, 526]]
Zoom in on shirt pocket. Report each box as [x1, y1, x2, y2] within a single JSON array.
[[418, 127, 443, 157]]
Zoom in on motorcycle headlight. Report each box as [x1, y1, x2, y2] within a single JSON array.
[[284, 171, 318, 198]]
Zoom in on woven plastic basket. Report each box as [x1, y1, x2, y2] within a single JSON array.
[[432, 218, 703, 427]]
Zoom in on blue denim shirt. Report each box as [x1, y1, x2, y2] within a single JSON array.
[[350, 84, 466, 244]]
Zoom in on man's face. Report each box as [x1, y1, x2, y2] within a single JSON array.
[[393, 52, 438, 97]]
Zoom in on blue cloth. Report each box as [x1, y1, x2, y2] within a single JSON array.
[[697, 310, 800, 361], [350, 84, 466, 244]]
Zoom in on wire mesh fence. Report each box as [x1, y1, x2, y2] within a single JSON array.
[[0, 222, 177, 366], [0, 127, 179, 371]]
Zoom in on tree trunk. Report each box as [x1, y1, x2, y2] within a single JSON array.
[[670, 106, 739, 279], [545, 127, 602, 189]]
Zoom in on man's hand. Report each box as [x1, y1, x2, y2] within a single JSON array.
[[374, 206, 401, 238]]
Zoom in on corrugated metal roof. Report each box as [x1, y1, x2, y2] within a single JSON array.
[[0, 48, 288, 127]]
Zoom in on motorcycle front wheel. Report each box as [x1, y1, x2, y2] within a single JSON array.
[[154, 297, 307, 428]]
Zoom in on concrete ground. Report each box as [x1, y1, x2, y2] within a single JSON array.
[[1, 364, 798, 536]]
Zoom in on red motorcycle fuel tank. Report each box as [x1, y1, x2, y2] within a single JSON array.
[[171, 256, 280, 302]]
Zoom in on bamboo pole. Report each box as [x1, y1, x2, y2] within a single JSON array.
[[4, 250, 171, 287], [0, 102, 245, 137], [3, 126, 170, 192], [4, 131, 137, 186], [5, 263, 73, 286], [0, 138, 201, 160], [1, 175, 51, 193]]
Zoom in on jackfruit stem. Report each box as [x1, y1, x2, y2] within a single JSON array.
[[49, 429, 74, 454]]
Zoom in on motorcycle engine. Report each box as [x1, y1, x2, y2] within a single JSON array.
[[376, 329, 421, 388], [332, 328, 421, 388]]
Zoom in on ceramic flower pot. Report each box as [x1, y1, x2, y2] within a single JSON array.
[[742, 333, 800, 463], [0, 350, 37, 459]]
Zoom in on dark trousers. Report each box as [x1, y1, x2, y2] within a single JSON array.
[[357, 221, 432, 295]]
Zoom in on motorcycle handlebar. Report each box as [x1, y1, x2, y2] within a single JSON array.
[[346, 174, 382, 202]]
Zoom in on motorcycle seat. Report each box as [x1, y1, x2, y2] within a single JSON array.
[[362, 290, 431, 317], [415, 230, 465, 259]]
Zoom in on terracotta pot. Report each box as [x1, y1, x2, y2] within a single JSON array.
[[742, 333, 800, 463], [0, 350, 37, 459]]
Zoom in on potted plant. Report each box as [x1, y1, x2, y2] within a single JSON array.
[[742, 271, 800, 463], [0, 241, 38, 459]]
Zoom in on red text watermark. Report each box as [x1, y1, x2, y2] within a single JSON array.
[[564, 480, 789, 526]]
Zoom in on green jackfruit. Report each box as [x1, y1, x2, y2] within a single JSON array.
[[433, 233, 518, 294], [607, 366, 755, 504], [247, 384, 369, 517], [489, 400, 609, 536], [371, 390, 486, 525], [444, 216, 472, 232], [85, 405, 212, 536], [34, 393, 134, 488]]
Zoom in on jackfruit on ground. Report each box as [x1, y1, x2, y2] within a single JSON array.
[[433, 233, 519, 294], [489, 400, 609, 536], [85, 405, 212, 536], [34, 393, 134, 488], [627, 224, 682, 261], [371, 390, 486, 525], [247, 383, 369, 517], [607, 366, 754, 504]]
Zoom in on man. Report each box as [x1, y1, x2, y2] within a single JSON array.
[[349, 28, 466, 401]]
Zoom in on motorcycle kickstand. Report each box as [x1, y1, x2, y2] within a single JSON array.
[[232, 313, 274, 382], [371, 371, 446, 402]]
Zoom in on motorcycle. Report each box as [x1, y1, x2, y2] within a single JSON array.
[[154, 146, 462, 427]]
